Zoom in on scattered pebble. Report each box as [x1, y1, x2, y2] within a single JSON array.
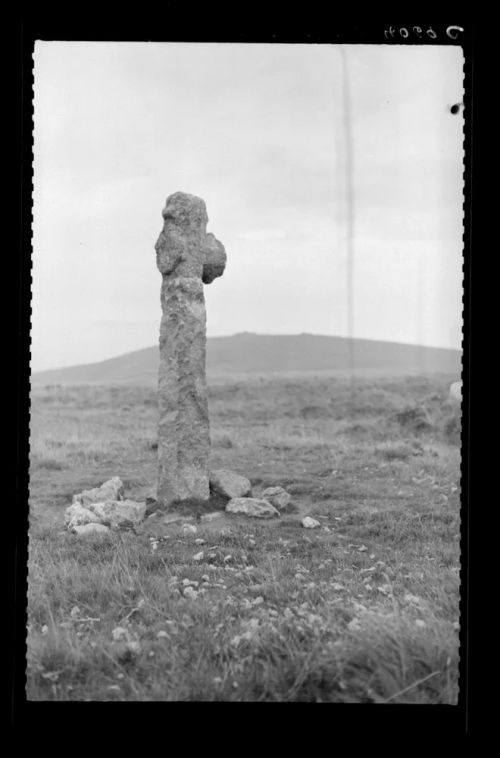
[[112, 626, 129, 641], [415, 619, 427, 628], [301, 517, 321, 529], [70, 606, 80, 618], [193, 552, 204, 562], [156, 630, 168, 639], [182, 524, 197, 535], [41, 625, 48, 635]]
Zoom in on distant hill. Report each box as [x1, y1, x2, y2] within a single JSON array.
[[31, 333, 461, 386]]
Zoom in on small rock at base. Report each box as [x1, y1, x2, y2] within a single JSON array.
[[209, 469, 252, 499], [86, 500, 146, 529], [182, 523, 198, 534], [72, 523, 110, 536], [301, 517, 321, 529], [72, 477, 125, 507], [226, 498, 280, 519], [262, 486, 291, 510], [65, 503, 103, 529]]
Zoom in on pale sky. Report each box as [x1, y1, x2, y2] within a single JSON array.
[[32, 42, 464, 372]]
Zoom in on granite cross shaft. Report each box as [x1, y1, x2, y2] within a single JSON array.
[[155, 192, 226, 508]]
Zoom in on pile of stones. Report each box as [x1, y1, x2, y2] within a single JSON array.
[[64, 477, 146, 535], [209, 469, 291, 518], [64, 471, 295, 536]]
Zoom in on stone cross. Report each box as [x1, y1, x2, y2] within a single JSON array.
[[155, 192, 226, 508]]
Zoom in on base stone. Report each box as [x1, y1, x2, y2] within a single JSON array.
[[226, 498, 281, 519]]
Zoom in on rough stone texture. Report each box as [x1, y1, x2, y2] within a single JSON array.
[[226, 498, 280, 519], [209, 469, 252, 499], [301, 516, 321, 529], [72, 477, 124, 507], [85, 500, 147, 529], [262, 486, 291, 510], [65, 504, 103, 529], [71, 523, 111, 536], [155, 192, 226, 509]]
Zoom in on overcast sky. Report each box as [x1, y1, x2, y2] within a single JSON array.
[[32, 42, 464, 372]]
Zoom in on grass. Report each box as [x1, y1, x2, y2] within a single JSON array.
[[27, 373, 462, 701]]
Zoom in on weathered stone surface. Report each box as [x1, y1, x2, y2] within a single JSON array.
[[226, 498, 280, 519], [262, 486, 291, 510], [155, 192, 226, 509], [209, 469, 252, 499], [71, 523, 111, 536], [65, 503, 103, 529], [301, 516, 321, 529], [72, 477, 124, 507], [86, 500, 146, 529]]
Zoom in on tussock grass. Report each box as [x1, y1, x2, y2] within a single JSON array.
[[27, 374, 461, 701]]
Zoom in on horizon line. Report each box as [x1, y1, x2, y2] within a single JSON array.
[[31, 331, 463, 375]]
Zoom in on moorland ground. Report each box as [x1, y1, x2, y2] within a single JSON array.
[[27, 373, 462, 702]]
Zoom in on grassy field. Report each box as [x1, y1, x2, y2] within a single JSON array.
[[27, 373, 462, 702]]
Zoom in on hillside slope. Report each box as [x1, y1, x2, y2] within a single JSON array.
[[31, 333, 461, 385]]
